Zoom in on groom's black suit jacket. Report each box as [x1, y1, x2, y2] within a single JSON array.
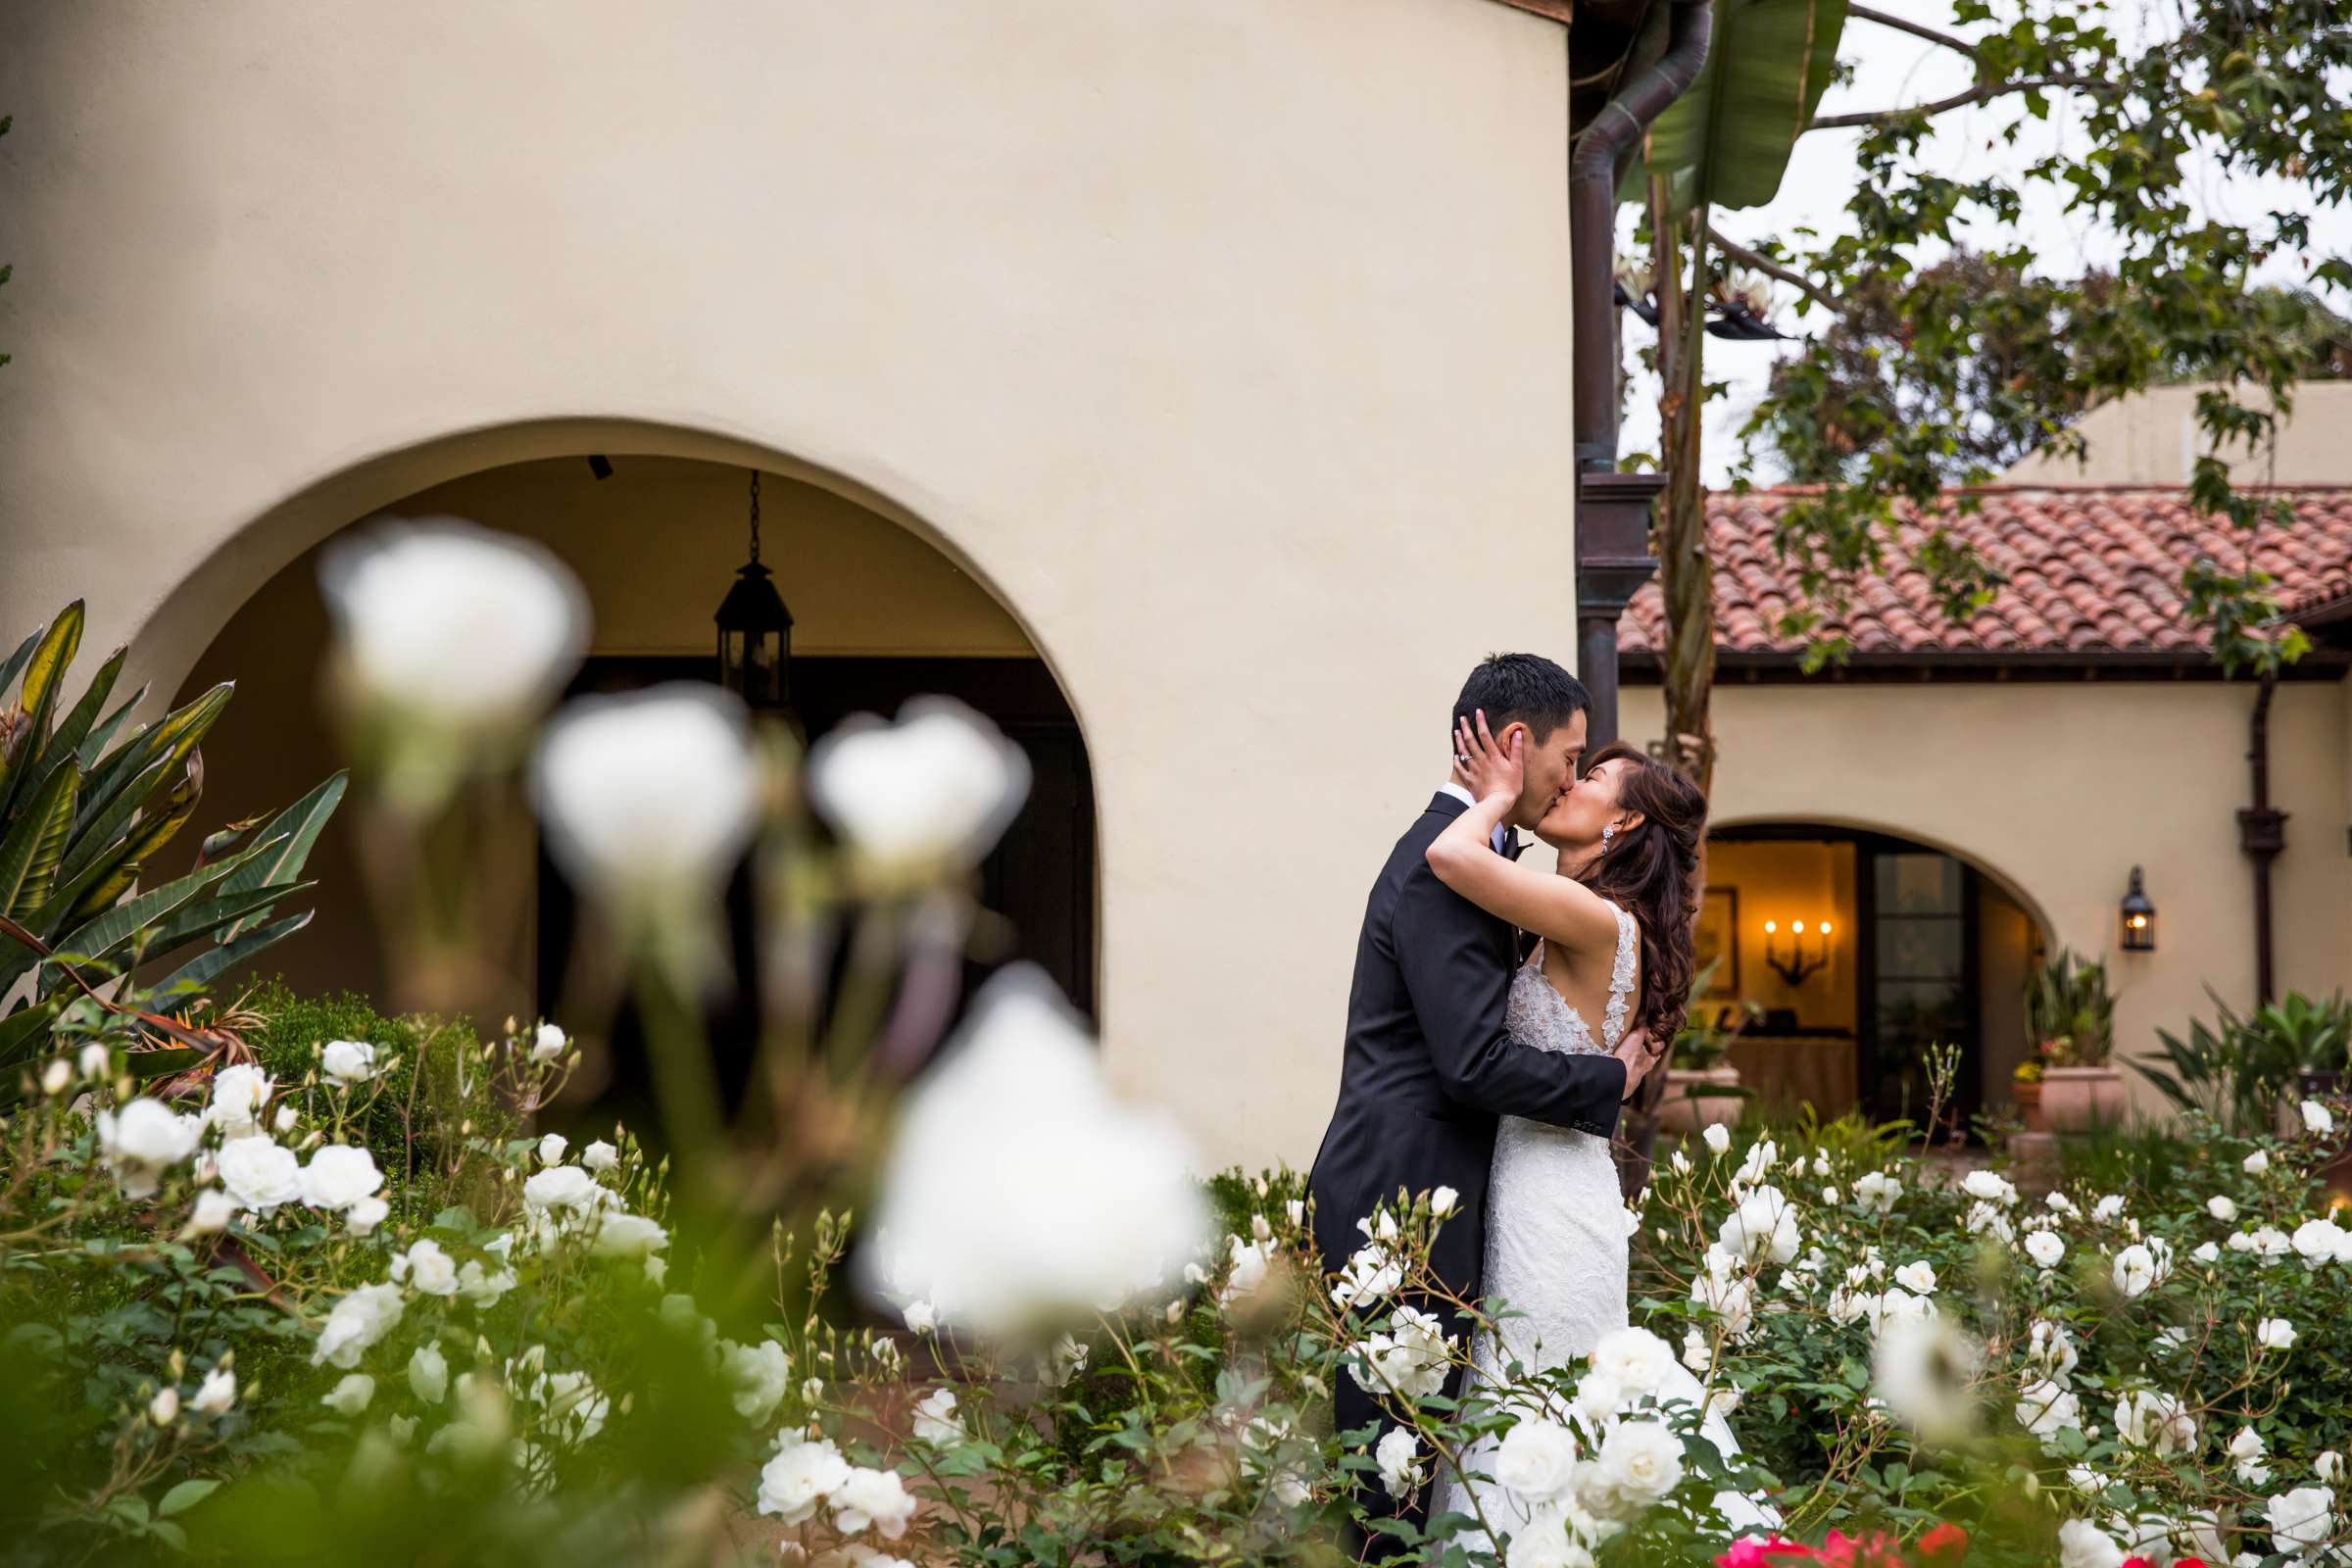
[[1308, 794, 1628, 1448]]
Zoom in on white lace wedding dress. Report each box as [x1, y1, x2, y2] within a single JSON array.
[[1432, 905, 1773, 1541]]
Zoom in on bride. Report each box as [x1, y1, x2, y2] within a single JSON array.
[[1423, 710, 1769, 1542]]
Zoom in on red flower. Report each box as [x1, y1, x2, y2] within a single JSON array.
[[1917, 1523, 1970, 1564], [1716, 1539, 1820, 1567]]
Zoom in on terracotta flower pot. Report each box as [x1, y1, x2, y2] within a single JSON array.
[[2041, 1065, 2128, 1133], [2012, 1078, 2048, 1134], [1659, 1066, 1742, 1135]]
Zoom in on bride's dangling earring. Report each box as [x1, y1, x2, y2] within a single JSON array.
[[1599, 822, 1618, 855]]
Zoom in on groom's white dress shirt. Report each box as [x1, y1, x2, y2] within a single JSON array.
[[1438, 781, 1513, 857]]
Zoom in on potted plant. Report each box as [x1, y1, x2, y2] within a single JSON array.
[[2011, 1058, 2046, 1133], [2029, 950, 2125, 1132], [1661, 961, 1753, 1135]]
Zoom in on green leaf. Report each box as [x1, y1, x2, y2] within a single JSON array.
[[150, 910, 313, 997], [44, 833, 282, 978], [0, 760, 76, 919], [0, 626, 40, 705], [1624, 0, 1851, 220], [76, 682, 149, 773], [134, 882, 315, 975], [0, 996, 66, 1068], [72, 682, 231, 848], [0, 603, 84, 820], [215, 771, 345, 937], [28, 643, 124, 792], [51, 751, 177, 893], [156, 1479, 220, 1519]]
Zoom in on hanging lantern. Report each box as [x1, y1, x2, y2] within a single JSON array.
[[714, 468, 796, 713], [2120, 865, 2156, 953]]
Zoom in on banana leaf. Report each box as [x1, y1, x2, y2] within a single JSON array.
[[0, 762, 77, 920], [75, 682, 149, 774], [1623, 0, 1850, 221]]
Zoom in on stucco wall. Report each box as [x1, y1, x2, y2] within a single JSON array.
[[1999, 383, 2352, 486], [0, 0, 1580, 1171], [1625, 681, 2352, 1112]]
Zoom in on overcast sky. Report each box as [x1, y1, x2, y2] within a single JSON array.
[[1615, 2, 2352, 486]]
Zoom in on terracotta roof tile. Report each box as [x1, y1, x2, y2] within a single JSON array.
[[1619, 487, 2352, 659]]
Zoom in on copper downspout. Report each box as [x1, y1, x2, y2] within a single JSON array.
[[2239, 672, 2287, 1004], [1570, 0, 1714, 747]]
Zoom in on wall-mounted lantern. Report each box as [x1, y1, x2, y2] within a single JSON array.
[[714, 469, 798, 719], [2120, 865, 2157, 953], [1763, 917, 1833, 987]]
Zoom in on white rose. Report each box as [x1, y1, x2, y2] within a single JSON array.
[[522, 1165, 604, 1211], [581, 1140, 618, 1172], [1962, 1170, 2019, 1206], [347, 1195, 391, 1235], [2301, 1100, 2335, 1136], [2245, 1150, 2273, 1175], [97, 1099, 206, 1198], [2056, 1518, 2126, 1568], [1854, 1170, 1901, 1214], [1375, 1426, 1423, 1499], [806, 698, 1032, 876], [1348, 1305, 1454, 1402], [593, 1212, 668, 1260], [2114, 1390, 2197, 1456], [192, 1367, 236, 1416], [2291, 1218, 2347, 1269], [207, 1064, 273, 1133], [911, 1387, 964, 1447], [318, 518, 587, 732], [830, 1466, 915, 1539], [1493, 1418, 1580, 1504], [2026, 1231, 2066, 1269], [313, 1278, 404, 1363], [148, 1388, 179, 1426], [218, 1136, 304, 1212], [2092, 1195, 2126, 1222], [188, 1188, 238, 1235], [1872, 1315, 1981, 1442], [720, 1338, 792, 1423], [320, 1039, 377, 1083], [409, 1343, 449, 1403], [537, 1133, 568, 1166], [456, 1260, 517, 1308], [1702, 1123, 1732, 1155], [1590, 1326, 1676, 1398], [2111, 1244, 2160, 1299], [273, 1105, 298, 1134], [2017, 1379, 2082, 1445], [1504, 1509, 1597, 1568], [531, 1023, 568, 1064], [2258, 1316, 2297, 1350], [39, 1058, 71, 1097], [1592, 1417, 1685, 1509], [2046, 1190, 2079, 1215], [1671, 1150, 1692, 1176], [860, 966, 1208, 1336], [2268, 1487, 2336, 1555], [2208, 1194, 2240, 1222], [77, 1043, 111, 1081], [299, 1144, 384, 1212], [321, 1373, 375, 1416], [2317, 1449, 2344, 1483], [1718, 1185, 1800, 1265], [1894, 1260, 1938, 1296], [534, 685, 762, 921], [2191, 1241, 2220, 1263], [2232, 1425, 2272, 1486], [902, 1298, 937, 1334], [1431, 1186, 1459, 1219], [391, 1240, 460, 1297]]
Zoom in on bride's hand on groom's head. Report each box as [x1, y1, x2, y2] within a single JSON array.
[[1453, 710, 1523, 807]]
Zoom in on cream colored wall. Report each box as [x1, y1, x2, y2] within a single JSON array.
[[1626, 681, 2352, 1117], [2000, 382, 2352, 486], [1701, 841, 1858, 1033], [1979, 883, 2036, 1109], [0, 0, 1581, 1172]]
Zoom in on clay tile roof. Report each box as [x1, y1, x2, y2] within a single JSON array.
[[1618, 486, 2352, 659]]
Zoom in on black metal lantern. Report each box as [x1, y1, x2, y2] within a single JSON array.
[[714, 469, 796, 712], [2120, 864, 2156, 952]]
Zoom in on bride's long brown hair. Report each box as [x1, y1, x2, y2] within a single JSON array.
[[1574, 742, 1708, 1048]]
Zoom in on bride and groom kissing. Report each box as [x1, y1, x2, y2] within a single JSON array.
[[1307, 651, 1726, 1539]]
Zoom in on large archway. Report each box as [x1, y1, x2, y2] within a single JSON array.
[[167, 447, 1101, 1129], [1700, 818, 2057, 1139]]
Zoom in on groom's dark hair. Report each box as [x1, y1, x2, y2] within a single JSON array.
[[1452, 653, 1589, 745]]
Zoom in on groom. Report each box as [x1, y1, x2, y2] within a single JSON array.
[[1307, 654, 1652, 1518]]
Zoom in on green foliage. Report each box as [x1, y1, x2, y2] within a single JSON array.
[[0, 604, 345, 1091], [1629, 0, 1852, 222], [2135, 987, 2352, 1135], [2026, 949, 2116, 1068], [2052, 1119, 2196, 1195]]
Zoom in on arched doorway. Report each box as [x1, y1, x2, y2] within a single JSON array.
[[1702, 821, 2053, 1139], [167, 450, 1099, 1131]]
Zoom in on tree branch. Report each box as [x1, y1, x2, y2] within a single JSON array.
[[1847, 5, 1982, 62], [1706, 226, 1848, 319], [1809, 74, 2110, 131]]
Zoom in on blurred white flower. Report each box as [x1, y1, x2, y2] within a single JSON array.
[[2026, 1319, 2080, 1383], [410, 1343, 449, 1404], [1348, 1305, 1453, 1401], [756, 1432, 851, 1525], [1590, 1327, 1675, 1399], [2245, 1149, 2272, 1175], [319, 518, 587, 730], [1682, 1326, 1713, 1373], [831, 1466, 915, 1539], [1702, 1123, 1732, 1155], [522, 1165, 603, 1211], [390, 1240, 459, 1297], [192, 1367, 236, 1417], [187, 1189, 237, 1235], [2092, 1195, 2126, 1222], [1049, 1334, 1090, 1387], [1893, 1260, 1938, 1296], [807, 698, 1032, 878], [2056, 1518, 2125, 1568], [2114, 1390, 2197, 1456], [2026, 1231, 2066, 1270], [1506, 1508, 1599, 1568], [2045, 1190, 2079, 1215], [2291, 1217, 2349, 1269], [2268, 1487, 2335, 1556], [2232, 1424, 2272, 1485], [299, 1145, 384, 1213], [2017, 1378, 2081, 1446], [1854, 1170, 1901, 1214], [1670, 1149, 1692, 1176], [537, 1133, 568, 1166], [711, 1339, 787, 1424], [2111, 1244, 2163, 1298], [531, 1023, 568, 1064], [2191, 1241, 2220, 1264], [1733, 1139, 1779, 1189], [38, 1058, 72, 1097], [1962, 1170, 2019, 1206], [535, 684, 761, 932], [1374, 1426, 1423, 1499], [218, 1136, 303, 1213], [1332, 1243, 1402, 1310], [2318, 1449, 2344, 1483], [76, 1043, 110, 1081], [148, 1388, 178, 1426], [593, 1212, 668, 1260], [580, 1140, 618, 1172], [2258, 1316, 2297, 1351], [321, 1373, 375, 1416], [347, 1194, 390, 1235], [2207, 1194, 2239, 1222], [1431, 1186, 1460, 1218], [97, 1100, 205, 1199], [1966, 1200, 2016, 1245], [273, 1105, 298, 1134], [321, 1039, 377, 1083], [862, 966, 1208, 1337], [911, 1387, 963, 1447], [1494, 1417, 1580, 1504], [208, 1064, 273, 1134], [2302, 1101, 2335, 1136], [1873, 1315, 1981, 1443], [1690, 1250, 1757, 1341], [1718, 1185, 1800, 1265], [1587, 1418, 1685, 1517]]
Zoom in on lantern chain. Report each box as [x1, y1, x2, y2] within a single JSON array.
[[747, 469, 762, 565]]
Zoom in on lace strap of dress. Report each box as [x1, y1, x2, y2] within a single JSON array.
[[1600, 904, 1639, 1050]]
